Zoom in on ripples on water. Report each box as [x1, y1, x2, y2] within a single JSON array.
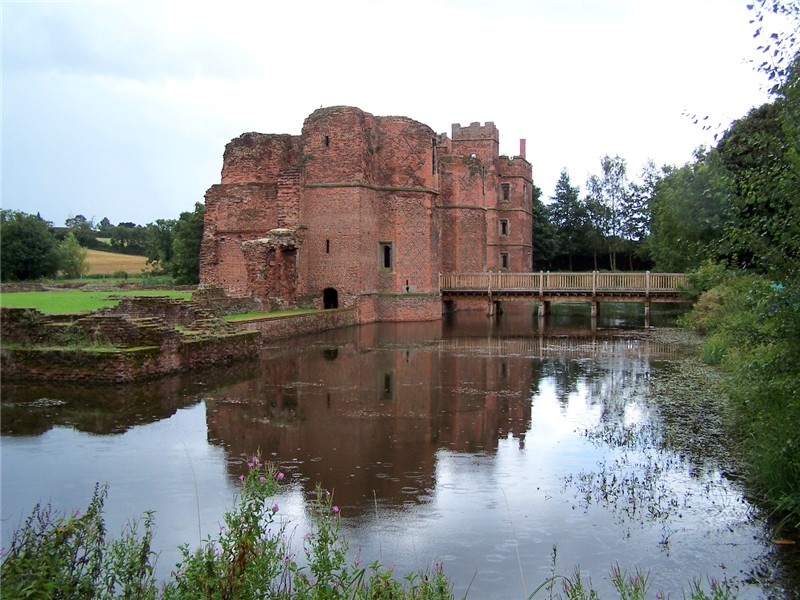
[[1, 303, 798, 598]]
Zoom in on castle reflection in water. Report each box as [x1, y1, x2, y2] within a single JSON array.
[[203, 309, 680, 512]]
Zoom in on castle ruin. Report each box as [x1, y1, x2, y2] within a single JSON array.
[[199, 106, 533, 322]]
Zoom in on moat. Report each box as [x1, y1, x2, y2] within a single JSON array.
[[2, 304, 798, 598]]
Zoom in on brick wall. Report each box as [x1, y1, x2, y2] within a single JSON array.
[[229, 307, 360, 340], [376, 294, 441, 322]]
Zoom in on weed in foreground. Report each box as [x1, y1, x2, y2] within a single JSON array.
[[0, 455, 451, 599], [0, 482, 158, 598]]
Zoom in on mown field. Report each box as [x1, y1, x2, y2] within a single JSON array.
[[84, 249, 150, 275]]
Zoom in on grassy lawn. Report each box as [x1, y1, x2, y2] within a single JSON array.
[[0, 290, 192, 314]]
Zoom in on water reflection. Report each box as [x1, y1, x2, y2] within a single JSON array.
[[0, 360, 262, 436], [2, 303, 796, 598], [203, 317, 687, 514]]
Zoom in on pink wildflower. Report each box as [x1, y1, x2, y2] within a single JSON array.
[[259, 476, 266, 483], [277, 472, 285, 480], [332, 505, 340, 514], [238, 474, 244, 481], [272, 504, 279, 513]]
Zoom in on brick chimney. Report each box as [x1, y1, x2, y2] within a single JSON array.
[[519, 139, 526, 159]]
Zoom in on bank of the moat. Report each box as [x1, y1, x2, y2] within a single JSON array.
[[0, 289, 360, 382]]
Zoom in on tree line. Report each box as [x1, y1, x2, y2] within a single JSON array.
[[0, 203, 204, 284], [531, 155, 655, 272]]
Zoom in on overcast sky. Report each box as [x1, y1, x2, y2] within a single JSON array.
[[2, 0, 772, 227]]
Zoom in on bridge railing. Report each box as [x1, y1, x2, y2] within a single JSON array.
[[440, 271, 686, 294]]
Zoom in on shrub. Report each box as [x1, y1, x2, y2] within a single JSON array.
[[682, 269, 800, 526], [0, 483, 157, 598]]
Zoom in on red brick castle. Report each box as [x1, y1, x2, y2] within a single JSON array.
[[199, 106, 532, 322]]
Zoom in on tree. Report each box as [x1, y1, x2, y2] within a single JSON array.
[[145, 219, 176, 270], [717, 87, 800, 280], [65, 214, 90, 229], [59, 232, 89, 278], [65, 214, 101, 249], [586, 155, 629, 271], [548, 169, 588, 270], [0, 210, 61, 281], [97, 217, 113, 235], [169, 203, 205, 284], [647, 149, 730, 272], [111, 223, 148, 255], [531, 182, 557, 270], [583, 195, 610, 271], [621, 160, 662, 269]]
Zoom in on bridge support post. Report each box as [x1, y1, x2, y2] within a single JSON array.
[[644, 301, 651, 326], [537, 301, 550, 317], [591, 301, 599, 318], [487, 300, 503, 317]]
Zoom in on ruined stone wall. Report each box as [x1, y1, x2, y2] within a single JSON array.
[[376, 191, 439, 293], [200, 183, 280, 294], [302, 107, 374, 184], [299, 185, 377, 308], [0, 302, 259, 383], [221, 133, 301, 184], [240, 232, 300, 310], [372, 116, 437, 190], [107, 296, 219, 325], [437, 157, 488, 273]]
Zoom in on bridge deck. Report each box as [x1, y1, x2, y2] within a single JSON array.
[[440, 272, 689, 303]]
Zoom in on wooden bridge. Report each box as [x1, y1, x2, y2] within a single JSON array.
[[439, 271, 690, 318]]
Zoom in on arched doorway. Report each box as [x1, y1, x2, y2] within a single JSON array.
[[323, 287, 338, 309]]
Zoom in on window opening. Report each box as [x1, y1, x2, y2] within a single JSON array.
[[324, 135, 330, 147], [500, 252, 509, 270], [500, 219, 509, 236], [501, 183, 510, 202], [326, 239, 330, 254], [379, 242, 393, 271], [432, 138, 437, 175], [380, 371, 394, 400]]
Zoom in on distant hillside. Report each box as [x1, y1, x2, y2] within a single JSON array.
[[85, 249, 150, 275]]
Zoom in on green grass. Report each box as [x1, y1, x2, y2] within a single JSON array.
[[223, 308, 321, 321], [0, 290, 192, 314]]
